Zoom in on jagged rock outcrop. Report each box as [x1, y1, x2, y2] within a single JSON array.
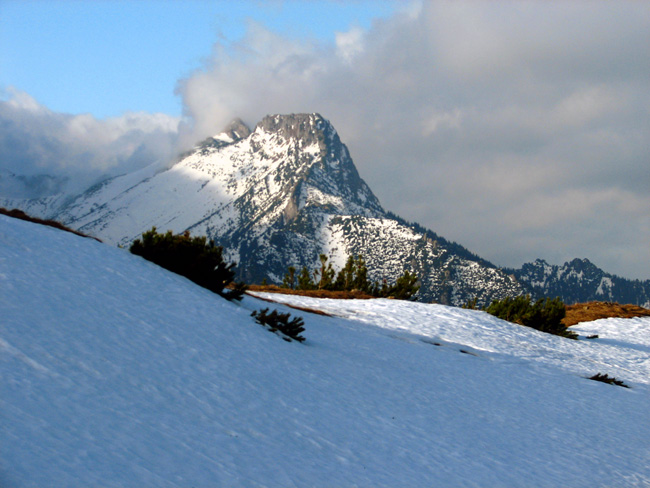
[[509, 258, 650, 307], [222, 118, 252, 142]]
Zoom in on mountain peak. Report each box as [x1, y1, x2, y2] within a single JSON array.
[[215, 118, 252, 143], [255, 113, 337, 145], [566, 257, 595, 269], [241, 113, 385, 221]]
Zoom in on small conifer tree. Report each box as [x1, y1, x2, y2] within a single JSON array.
[[317, 254, 335, 290], [297, 266, 316, 290], [386, 270, 420, 300], [129, 227, 246, 301], [333, 255, 372, 292], [352, 255, 371, 292], [282, 266, 296, 289], [251, 308, 306, 342]]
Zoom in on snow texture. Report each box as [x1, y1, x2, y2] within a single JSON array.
[[2, 202, 650, 487]]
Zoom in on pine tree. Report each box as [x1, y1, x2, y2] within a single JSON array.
[[317, 254, 335, 290], [335, 255, 356, 291], [388, 270, 419, 300], [352, 255, 370, 292], [297, 266, 315, 290], [282, 266, 296, 289]]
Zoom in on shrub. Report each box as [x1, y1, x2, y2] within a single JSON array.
[[251, 308, 306, 343], [485, 295, 576, 339], [588, 373, 629, 388], [461, 297, 480, 310], [382, 270, 420, 300], [130, 227, 246, 301]]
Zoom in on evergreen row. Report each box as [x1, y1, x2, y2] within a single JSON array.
[[281, 254, 420, 300]]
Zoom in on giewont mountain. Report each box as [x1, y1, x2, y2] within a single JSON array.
[[2, 113, 519, 305], [3, 113, 647, 307]]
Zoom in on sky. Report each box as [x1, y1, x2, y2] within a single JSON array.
[[1, 0, 649, 280]]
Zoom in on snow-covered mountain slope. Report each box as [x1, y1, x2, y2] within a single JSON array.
[[59, 114, 383, 245], [2, 214, 650, 487], [7, 113, 518, 305], [511, 258, 650, 308]]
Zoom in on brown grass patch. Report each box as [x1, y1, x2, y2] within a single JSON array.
[[563, 301, 650, 327], [1, 208, 101, 242], [245, 285, 378, 317], [246, 284, 375, 300], [249, 293, 333, 317]]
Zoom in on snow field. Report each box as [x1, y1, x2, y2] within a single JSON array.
[[255, 292, 650, 387], [1, 214, 649, 487]]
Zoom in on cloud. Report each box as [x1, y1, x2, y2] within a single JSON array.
[[175, 2, 650, 279], [335, 26, 365, 63], [0, 88, 180, 195]]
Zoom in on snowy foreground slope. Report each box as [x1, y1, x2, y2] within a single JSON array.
[[2, 215, 650, 487]]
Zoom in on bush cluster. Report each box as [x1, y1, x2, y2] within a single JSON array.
[[130, 227, 246, 301], [588, 373, 629, 388], [282, 254, 419, 300], [251, 308, 306, 343], [485, 295, 577, 339]]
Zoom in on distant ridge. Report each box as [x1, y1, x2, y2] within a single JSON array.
[[508, 258, 650, 308]]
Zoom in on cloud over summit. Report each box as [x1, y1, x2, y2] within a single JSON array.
[[173, 2, 649, 278]]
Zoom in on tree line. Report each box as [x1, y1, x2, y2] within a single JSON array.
[[281, 254, 419, 300], [129, 228, 419, 301]]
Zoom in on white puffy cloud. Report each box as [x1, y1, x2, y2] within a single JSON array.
[[335, 26, 365, 63], [0, 88, 180, 194]]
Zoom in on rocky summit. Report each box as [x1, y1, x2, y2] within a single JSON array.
[[3, 112, 647, 307]]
